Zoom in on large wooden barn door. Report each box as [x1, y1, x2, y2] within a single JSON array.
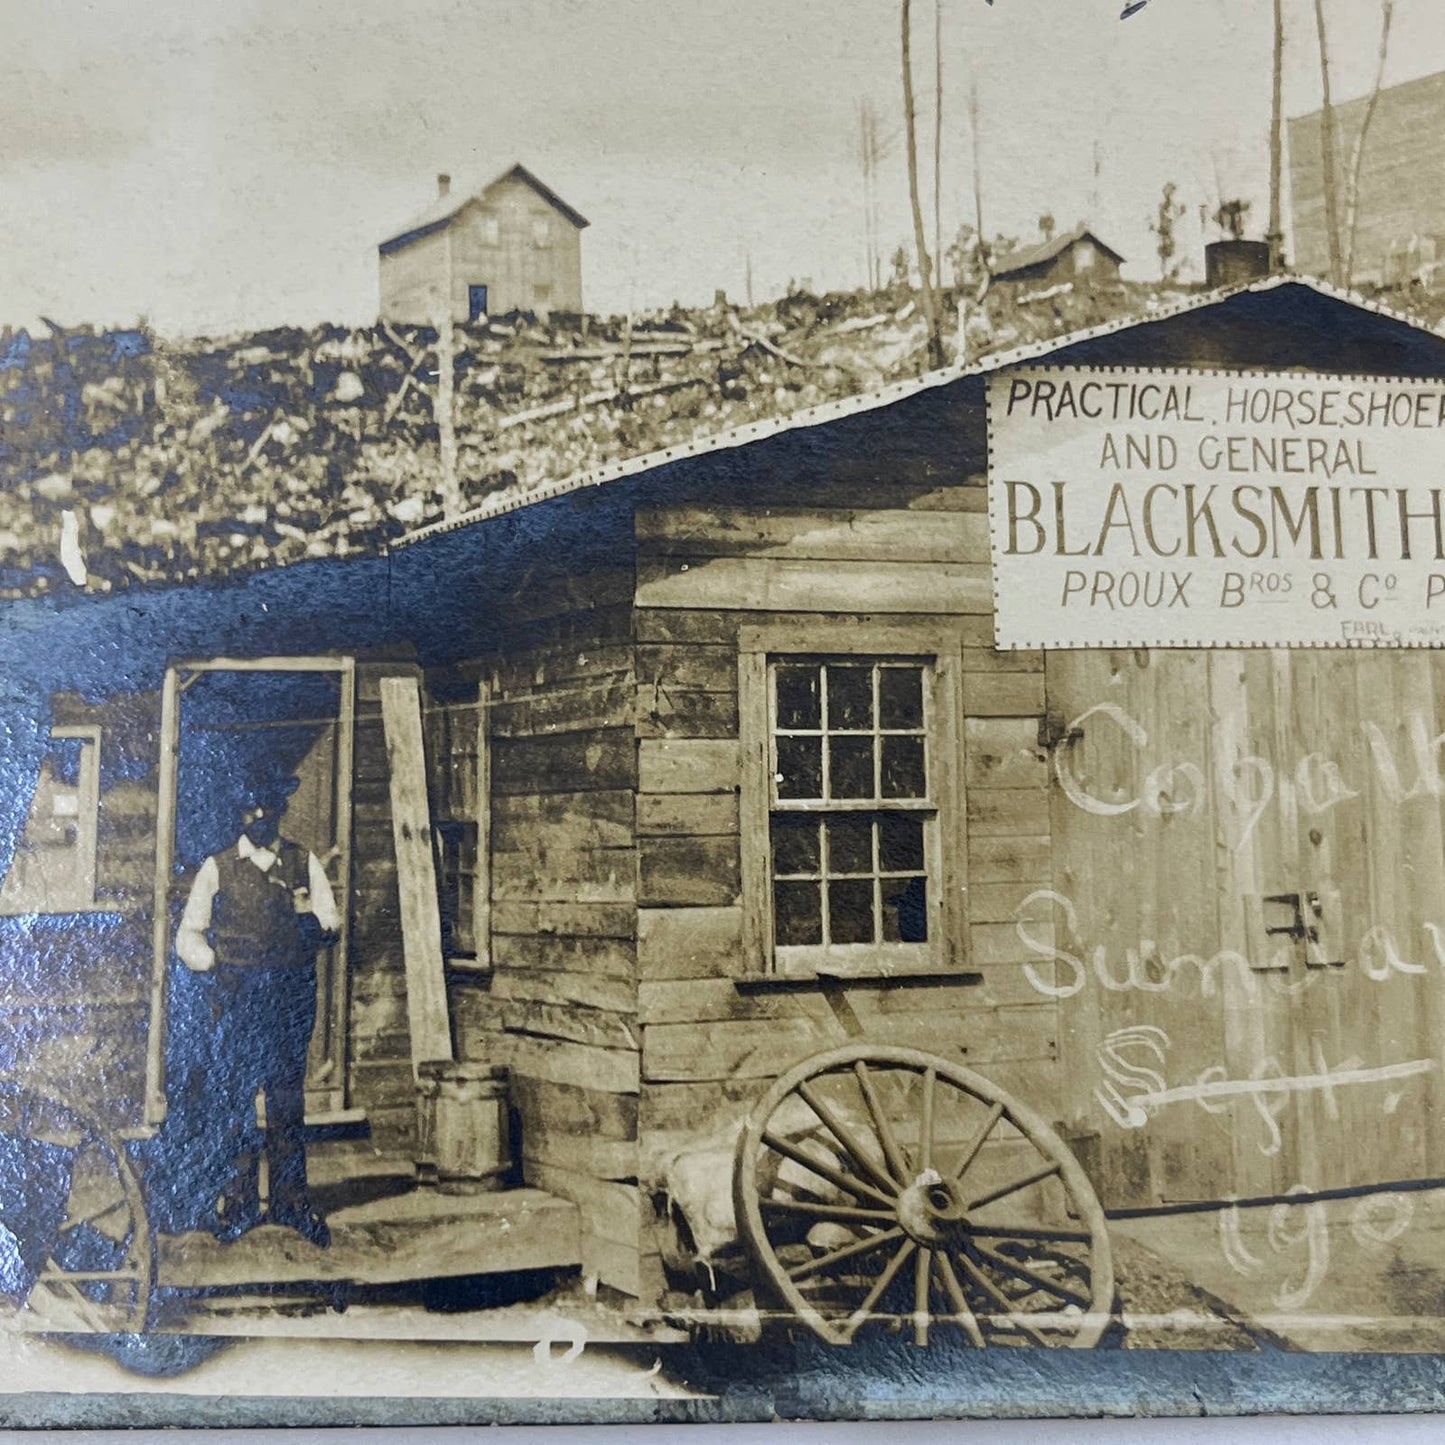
[[1046, 648, 1445, 1209]]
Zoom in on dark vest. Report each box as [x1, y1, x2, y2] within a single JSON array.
[[210, 840, 312, 970]]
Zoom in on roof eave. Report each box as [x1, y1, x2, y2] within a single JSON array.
[[394, 273, 1443, 549], [378, 216, 455, 256]]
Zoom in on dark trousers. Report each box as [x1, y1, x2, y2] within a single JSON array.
[[208, 961, 318, 1221]]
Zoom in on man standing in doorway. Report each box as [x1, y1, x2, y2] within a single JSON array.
[[176, 776, 339, 1247]]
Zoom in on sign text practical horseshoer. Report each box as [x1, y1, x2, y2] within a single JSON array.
[[987, 366, 1445, 648]]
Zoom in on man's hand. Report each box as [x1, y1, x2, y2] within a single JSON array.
[[181, 941, 216, 972]]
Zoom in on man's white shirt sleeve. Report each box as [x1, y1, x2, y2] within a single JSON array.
[[176, 854, 219, 971], [307, 853, 341, 933]]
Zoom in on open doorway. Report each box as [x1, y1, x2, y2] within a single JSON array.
[[144, 657, 356, 1128]]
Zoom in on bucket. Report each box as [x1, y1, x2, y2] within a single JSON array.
[[413, 1061, 511, 1193]]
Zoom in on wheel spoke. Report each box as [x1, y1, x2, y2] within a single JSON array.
[[796, 1080, 899, 1195], [762, 1197, 897, 1226], [966, 1159, 1061, 1212], [951, 1101, 1004, 1184], [789, 1226, 906, 1282], [913, 1246, 932, 1347], [918, 1067, 936, 1175], [37, 1268, 143, 1283], [970, 1241, 1094, 1312], [967, 1223, 1092, 1244], [761, 1128, 897, 1210], [61, 1196, 130, 1233], [840, 1237, 917, 1342], [933, 1251, 986, 1347], [953, 1251, 1051, 1347], [852, 1061, 911, 1184]]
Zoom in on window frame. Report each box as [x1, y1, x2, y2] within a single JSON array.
[[424, 679, 492, 971], [739, 623, 965, 980], [0, 723, 102, 915]]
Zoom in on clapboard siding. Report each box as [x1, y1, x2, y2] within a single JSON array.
[[441, 563, 647, 1294], [627, 492, 1063, 1280]]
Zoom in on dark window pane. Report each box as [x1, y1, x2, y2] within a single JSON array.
[[881, 736, 926, 799], [829, 736, 874, 799], [776, 736, 822, 799], [879, 814, 925, 872], [772, 816, 821, 875], [826, 665, 873, 730], [883, 876, 929, 943], [828, 879, 875, 944], [48, 739, 84, 787], [826, 815, 873, 874], [776, 665, 821, 730], [775, 880, 823, 946], [879, 667, 924, 730]]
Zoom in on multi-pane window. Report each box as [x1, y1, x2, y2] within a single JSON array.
[[425, 693, 487, 964], [768, 659, 933, 958]]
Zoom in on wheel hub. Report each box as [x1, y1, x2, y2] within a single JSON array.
[[895, 1168, 968, 1246]]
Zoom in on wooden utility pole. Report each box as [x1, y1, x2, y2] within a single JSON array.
[[1266, 0, 1285, 272], [902, 0, 945, 368], [1311, 0, 1344, 285]]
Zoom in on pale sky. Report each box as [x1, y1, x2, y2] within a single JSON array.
[[1, 0, 1441, 336]]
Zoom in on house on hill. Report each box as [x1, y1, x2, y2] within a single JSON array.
[[379, 164, 589, 325], [992, 226, 1124, 288]]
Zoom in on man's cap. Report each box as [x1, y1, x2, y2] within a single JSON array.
[[239, 771, 301, 812]]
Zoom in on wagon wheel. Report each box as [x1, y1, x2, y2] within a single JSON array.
[[0, 1086, 154, 1334], [733, 1043, 1113, 1349]]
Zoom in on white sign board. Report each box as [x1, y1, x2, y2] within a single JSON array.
[[987, 366, 1445, 648]]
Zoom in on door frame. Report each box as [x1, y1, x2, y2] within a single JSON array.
[[144, 655, 357, 1127]]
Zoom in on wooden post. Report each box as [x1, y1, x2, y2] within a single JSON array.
[[144, 666, 180, 1127], [434, 308, 461, 519], [379, 675, 454, 1072]]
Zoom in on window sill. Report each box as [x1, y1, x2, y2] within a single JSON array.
[[735, 967, 983, 993], [444, 957, 492, 980]]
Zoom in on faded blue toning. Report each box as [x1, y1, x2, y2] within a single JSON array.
[[3, 282, 1445, 1413]]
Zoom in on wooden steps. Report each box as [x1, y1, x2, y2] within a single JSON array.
[[156, 1187, 581, 1289]]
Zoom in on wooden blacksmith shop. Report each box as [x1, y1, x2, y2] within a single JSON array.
[[7, 274, 1445, 1343]]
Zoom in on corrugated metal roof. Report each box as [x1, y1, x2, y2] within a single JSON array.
[[378, 163, 590, 254], [992, 226, 1126, 279], [394, 274, 1445, 548]]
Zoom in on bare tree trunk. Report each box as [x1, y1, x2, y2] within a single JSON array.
[[933, 0, 944, 279], [1311, 0, 1344, 286], [1343, 0, 1396, 286], [1266, 0, 1285, 272], [969, 76, 990, 299], [902, 0, 946, 368]]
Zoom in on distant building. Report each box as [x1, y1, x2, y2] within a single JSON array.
[[991, 227, 1124, 288], [1290, 70, 1445, 290], [379, 164, 589, 324]]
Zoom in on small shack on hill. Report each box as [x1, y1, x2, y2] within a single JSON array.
[[6, 275, 1445, 1308], [993, 227, 1124, 288]]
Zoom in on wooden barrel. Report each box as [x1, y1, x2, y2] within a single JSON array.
[[413, 1062, 511, 1193]]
